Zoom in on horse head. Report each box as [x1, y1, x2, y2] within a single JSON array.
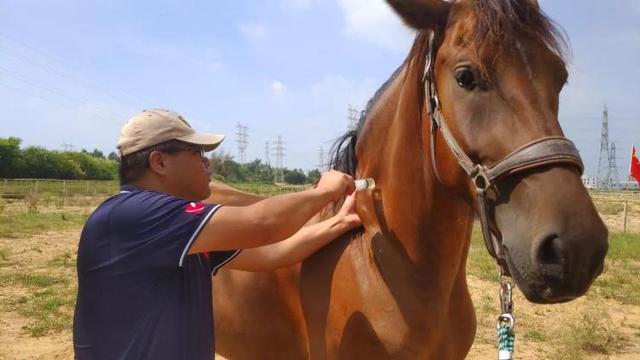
[[386, 0, 608, 303]]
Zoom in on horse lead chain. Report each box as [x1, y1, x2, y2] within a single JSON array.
[[497, 272, 516, 360]]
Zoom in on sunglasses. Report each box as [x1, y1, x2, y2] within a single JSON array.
[[161, 145, 206, 158]]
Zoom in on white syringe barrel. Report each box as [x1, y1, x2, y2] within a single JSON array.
[[354, 178, 376, 191]]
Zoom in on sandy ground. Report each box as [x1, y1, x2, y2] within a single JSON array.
[[1, 228, 639, 360]]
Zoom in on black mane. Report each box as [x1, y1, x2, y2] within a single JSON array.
[[328, 64, 404, 175]]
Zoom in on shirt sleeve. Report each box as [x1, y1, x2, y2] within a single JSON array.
[[108, 191, 222, 270], [208, 249, 242, 275]]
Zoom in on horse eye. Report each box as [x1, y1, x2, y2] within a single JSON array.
[[455, 68, 476, 90]]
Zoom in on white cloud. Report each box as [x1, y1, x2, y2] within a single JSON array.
[[195, 47, 223, 72], [270, 80, 287, 97], [239, 22, 269, 40], [337, 0, 414, 51]]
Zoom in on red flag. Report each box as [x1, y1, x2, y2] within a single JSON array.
[[631, 145, 640, 186]]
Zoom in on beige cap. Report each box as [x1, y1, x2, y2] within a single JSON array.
[[117, 109, 225, 156]]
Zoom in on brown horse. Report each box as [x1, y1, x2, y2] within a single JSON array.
[[212, 0, 608, 358]]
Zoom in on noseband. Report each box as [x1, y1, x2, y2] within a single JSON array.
[[423, 34, 584, 273]]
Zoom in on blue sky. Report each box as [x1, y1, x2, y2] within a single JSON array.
[[0, 0, 638, 178]]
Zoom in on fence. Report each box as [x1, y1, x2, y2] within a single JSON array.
[[589, 190, 639, 233], [0, 179, 119, 199], [0, 179, 305, 200], [1, 180, 637, 232]]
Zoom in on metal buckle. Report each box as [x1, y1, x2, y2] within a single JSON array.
[[498, 271, 515, 332], [472, 165, 492, 191]]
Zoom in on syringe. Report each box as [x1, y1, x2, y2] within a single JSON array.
[[354, 178, 376, 191]]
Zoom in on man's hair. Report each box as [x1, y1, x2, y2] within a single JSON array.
[[119, 139, 196, 185]]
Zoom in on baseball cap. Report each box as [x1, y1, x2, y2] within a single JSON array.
[[117, 109, 225, 156]]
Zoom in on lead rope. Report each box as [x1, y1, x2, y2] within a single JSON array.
[[497, 272, 516, 359]]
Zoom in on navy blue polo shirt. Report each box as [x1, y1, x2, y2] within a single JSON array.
[[73, 185, 240, 360]]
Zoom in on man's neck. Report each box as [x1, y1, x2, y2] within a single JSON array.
[[128, 176, 172, 195]]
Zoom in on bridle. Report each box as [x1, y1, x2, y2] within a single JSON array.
[[423, 33, 584, 274]]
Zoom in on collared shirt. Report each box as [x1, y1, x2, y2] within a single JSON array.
[[73, 185, 240, 360]]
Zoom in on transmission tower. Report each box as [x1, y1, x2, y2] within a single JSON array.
[[264, 141, 270, 165], [61, 143, 74, 152], [597, 104, 611, 189], [235, 123, 249, 163], [347, 105, 360, 131], [609, 142, 620, 189], [273, 136, 286, 183], [318, 146, 326, 170]]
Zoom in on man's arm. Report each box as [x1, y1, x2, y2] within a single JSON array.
[[188, 171, 354, 254], [204, 181, 267, 206], [224, 192, 361, 271]]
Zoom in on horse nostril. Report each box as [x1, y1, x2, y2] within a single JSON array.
[[535, 234, 562, 266]]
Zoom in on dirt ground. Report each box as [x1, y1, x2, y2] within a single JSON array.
[[1, 193, 639, 359]]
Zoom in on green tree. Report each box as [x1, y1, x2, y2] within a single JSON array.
[[21, 147, 83, 179], [306, 169, 321, 184], [209, 151, 246, 182], [90, 149, 105, 159], [243, 159, 274, 182], [62, 152, 117, 180], [284, 168, 307, 185], [107, 151, 119, 162], [0, 137, 22, 178]]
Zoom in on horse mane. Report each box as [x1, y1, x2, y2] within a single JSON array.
[[328, 0, 567, 176]]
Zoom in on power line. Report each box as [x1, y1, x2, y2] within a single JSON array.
[[0, 82, 121, 126], [0, 33, 148, 107], [0, 66, 127, 122]]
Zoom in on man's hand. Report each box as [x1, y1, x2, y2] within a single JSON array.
[[317, 170, 355, 202], [335, 192, 362, 230], [224, 190, 362, 271]]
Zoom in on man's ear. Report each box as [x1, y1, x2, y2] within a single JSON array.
[[385, 0, 451, 30], [147, 151, 169, 176]]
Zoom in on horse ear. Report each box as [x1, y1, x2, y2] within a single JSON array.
[[386, 0, 452, 30], [529, 0, 540, 10]]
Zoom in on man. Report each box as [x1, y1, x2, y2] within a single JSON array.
[[73, 109, 361, 359]]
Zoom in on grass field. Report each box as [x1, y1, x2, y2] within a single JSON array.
[[0, 188, 639, 359]]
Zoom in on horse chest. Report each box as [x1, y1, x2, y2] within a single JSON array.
[[320, 245, 449, 356]]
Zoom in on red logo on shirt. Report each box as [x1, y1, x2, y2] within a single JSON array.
[[185, 202, 205, 215]]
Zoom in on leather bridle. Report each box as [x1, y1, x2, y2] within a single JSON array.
[[423, 33, 584, 273]]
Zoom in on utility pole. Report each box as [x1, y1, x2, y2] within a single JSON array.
[[597, 104, 611, 189], [273, 136, 285, 183], [347, 105, 360, 131], [235, 123, 249, 163]]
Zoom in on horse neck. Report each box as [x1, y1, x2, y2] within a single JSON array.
[[355, 64, 473, 278]]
